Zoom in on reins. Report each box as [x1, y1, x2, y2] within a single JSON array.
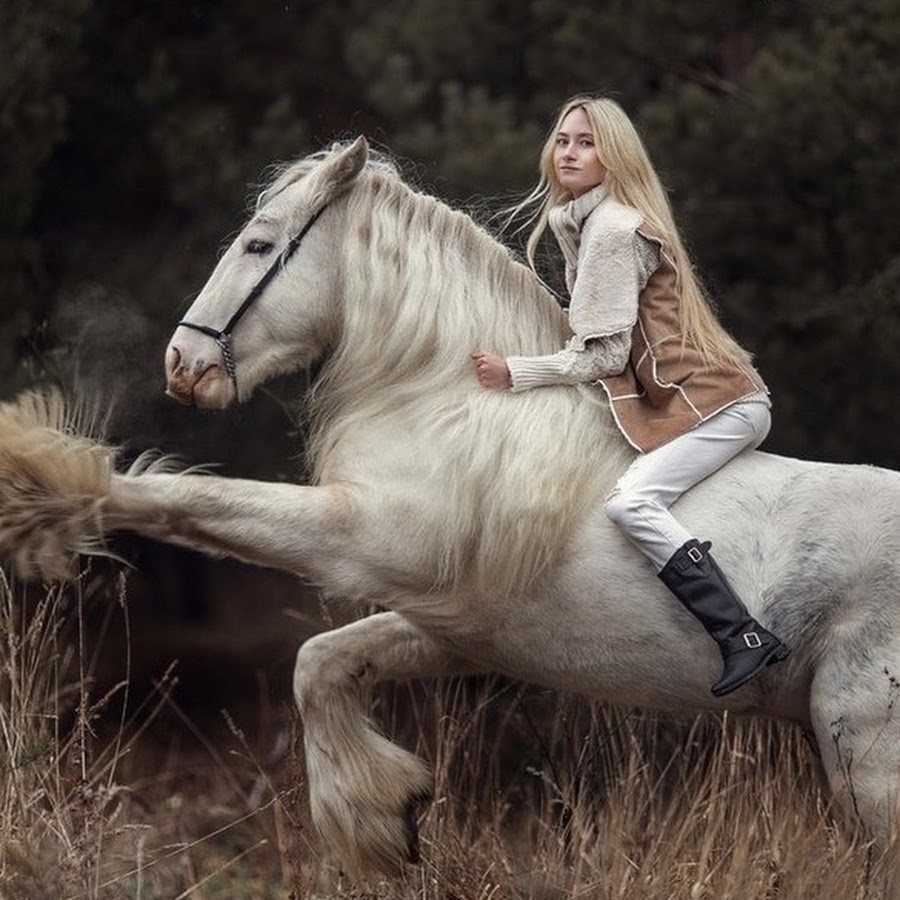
[[178, 203, 329, 389]]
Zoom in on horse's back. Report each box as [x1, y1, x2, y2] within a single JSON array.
[[678, 449, 900, 555], [688, 450, 900, 680], [495, 448, 900, 711]]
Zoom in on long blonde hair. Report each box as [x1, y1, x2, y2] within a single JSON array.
[[515, 95, 750, 367]]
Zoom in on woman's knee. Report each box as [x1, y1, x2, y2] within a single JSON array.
[[605, 489, 636, 530], [605, 487, 668, 537]]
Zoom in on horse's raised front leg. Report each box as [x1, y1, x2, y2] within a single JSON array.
[[106, 472, 397, 598], [293, 610, 479, 877], [0, 395, 398, 590]]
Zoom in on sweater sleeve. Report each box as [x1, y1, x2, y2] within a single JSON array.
[[506, 329, 631, 392], [565, 205, 646, 348]]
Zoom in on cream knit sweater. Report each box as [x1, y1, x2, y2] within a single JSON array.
[[507, 186, 660, 393]]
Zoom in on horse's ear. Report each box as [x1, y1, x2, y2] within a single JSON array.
[[306, 136, 369, 215], [330, 136, 368, 185]]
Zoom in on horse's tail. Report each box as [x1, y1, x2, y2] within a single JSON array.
[[0, 389, 132, 580]]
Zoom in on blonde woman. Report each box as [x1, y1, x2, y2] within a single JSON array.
[[473, 95, 788, 696]]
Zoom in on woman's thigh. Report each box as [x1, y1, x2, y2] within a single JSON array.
[[614, 401, 771, 507]]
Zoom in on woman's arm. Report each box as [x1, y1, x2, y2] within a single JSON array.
[[472, 331, 631, 392], [506, 331, 631, 391], [472, 214, 658, 393]]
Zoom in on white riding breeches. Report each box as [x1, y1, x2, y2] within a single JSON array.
[[605, 398, 772, 571]]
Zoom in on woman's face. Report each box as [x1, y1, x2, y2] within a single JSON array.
[[552, 107, 606, 197]]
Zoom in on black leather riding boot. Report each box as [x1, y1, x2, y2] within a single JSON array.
[[658, 539, 789, 697]]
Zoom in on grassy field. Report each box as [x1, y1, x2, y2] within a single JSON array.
[[1, 568, 897, 900]]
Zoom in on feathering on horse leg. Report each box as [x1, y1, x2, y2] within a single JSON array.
[[293, 610, 478, 878]]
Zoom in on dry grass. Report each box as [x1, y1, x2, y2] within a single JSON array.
[[311, 683, 899, 899], [0, 565, 308, 899], [1, 568, 898, 899]]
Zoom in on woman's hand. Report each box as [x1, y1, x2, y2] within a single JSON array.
[[472, 352, 511, 389]]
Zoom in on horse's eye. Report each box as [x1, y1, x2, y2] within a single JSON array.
[[246, 239, 274, 255]]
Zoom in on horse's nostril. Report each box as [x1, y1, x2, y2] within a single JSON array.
[[165, 344, 183, 376]]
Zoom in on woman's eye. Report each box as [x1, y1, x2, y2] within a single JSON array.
[[246, 239, 274, 255]]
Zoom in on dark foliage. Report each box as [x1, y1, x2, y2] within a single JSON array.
[[2, 0, 898, 466]]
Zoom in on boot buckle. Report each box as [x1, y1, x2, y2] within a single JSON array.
[[743, 632, 762, 649], [687, 546, 704, 563]]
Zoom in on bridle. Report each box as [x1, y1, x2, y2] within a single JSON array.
[[177, 203, 328, 391]]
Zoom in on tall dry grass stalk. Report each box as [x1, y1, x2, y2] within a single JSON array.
[[0, 565, 305, 899], [0, 567, 139, 898], [2, 567, 899, 898]]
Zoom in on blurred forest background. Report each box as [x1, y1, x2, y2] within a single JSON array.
[[2, 0, 899, 471]]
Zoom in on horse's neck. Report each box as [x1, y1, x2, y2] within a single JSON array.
[[309, 182, 618, 469], [339, 189, 566, 384], [304, 189, 637, 595]]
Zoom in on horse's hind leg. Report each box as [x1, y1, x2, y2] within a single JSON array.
[[293, 610, 479, 879], [809, 640, 900, 844]]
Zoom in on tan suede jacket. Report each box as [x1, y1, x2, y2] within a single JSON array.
[[601, 227, 767, 452], [507, 187, 767, 452]]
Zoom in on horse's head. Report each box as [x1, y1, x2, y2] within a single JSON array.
[[165, 137, 369, 408]]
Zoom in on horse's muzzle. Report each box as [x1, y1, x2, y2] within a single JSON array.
[[164, 338, 235, 409]]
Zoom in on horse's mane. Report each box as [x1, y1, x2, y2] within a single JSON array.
[[275, 149, 635, 599]]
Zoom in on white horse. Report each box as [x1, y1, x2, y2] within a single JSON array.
[[2, 137, 900, 877]]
